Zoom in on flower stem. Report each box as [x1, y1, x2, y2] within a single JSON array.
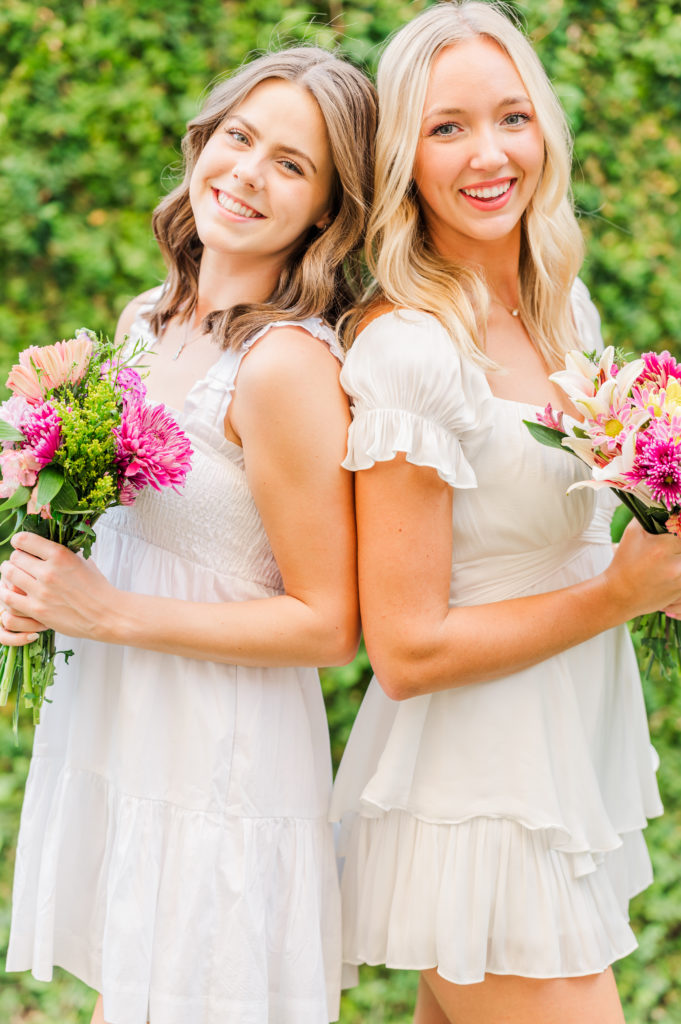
[[0, 644, 17, 705]]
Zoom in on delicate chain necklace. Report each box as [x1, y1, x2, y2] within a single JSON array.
[[172, 316, 201, 361], [491, 295, 521, 319]]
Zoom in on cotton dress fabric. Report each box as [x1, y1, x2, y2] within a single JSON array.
[[329, 278, 662, 984], [7, 295, 344, 1024]]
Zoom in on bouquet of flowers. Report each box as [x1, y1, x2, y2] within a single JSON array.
[[0, 329, 192, 728], [524, 345, 681, 677]]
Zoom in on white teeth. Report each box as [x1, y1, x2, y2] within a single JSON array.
[[461, 181, 512, 199], [216, 191, 261, 218]]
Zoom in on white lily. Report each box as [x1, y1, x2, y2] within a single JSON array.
[[565, 431, 661, 506], [550, 347, 645, 411]]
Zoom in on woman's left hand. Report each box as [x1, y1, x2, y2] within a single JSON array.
[[0, 532, 117, 641]]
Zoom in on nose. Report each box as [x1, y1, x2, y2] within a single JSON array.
[[231, 151, 265, 190], [468, 126, 508, 173]]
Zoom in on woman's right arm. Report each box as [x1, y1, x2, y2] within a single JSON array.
[[355, 453, 681, 700], [341, 310, 681, 700]]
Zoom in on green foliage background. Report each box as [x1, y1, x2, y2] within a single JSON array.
[[1, 0, 681, 1020]]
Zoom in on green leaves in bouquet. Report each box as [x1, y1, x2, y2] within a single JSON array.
[[0, 422, 26, 444], [522, 420, 568, 450]]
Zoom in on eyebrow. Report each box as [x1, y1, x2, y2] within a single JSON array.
[[230, 115, 318, 174], [423, 95, 533, 120]]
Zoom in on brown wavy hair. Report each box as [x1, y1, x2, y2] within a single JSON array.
[[148, 47, 376, 349]]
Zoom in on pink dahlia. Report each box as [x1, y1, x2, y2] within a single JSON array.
[[114, 397, 192, 497], [22, 403, 62, 467], [639, 350, 681, 388], [627, 418, 681, 510], [6, 331, 93, 404]]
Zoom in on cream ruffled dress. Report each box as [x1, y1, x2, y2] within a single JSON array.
[[330, 279, 662, 984], [7, 294, 344, 1024]]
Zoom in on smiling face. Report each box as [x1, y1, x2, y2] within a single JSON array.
[[413, 36, 545, 262], [189, 78, 335, 272]]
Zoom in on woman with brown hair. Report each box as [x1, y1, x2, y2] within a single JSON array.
[[2, 47, 376, 1024]]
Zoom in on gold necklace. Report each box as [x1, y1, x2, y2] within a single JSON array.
[[491, 296, 521, 319]]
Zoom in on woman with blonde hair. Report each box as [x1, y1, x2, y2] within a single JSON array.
[[2, 47, 375, 1024], [331, 4, 679, 1021]]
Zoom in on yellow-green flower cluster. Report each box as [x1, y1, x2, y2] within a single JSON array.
[[54, 379, 120, 511]]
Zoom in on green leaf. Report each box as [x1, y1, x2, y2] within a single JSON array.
[[610, 502, 633, 542], [50, 476, 80, 512], [35, 464, 64, 507], [0, 510, 24, 546], [0, 486, 31, 512], [0, 420, 26, 443], [522, 420, 569, 450]]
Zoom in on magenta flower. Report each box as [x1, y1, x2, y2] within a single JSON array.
[[628, 418, 681, 510], [114, 397, 192, 497], [100, 361, 146, 399], [22, 403, 62, 467], [639, 350, 681, 387]]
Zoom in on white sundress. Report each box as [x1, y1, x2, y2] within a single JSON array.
[[329, 278, 663, 984], [7, 295, 345, 1024]]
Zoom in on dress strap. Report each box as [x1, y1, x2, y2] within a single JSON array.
[[184, 316, 343, 445]]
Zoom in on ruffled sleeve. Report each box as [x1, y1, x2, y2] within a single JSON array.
[[571, 277, 604, 353], [340, 309, 492, 488]]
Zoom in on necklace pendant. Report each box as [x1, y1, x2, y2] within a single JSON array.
[[172, 342, 185, 361]]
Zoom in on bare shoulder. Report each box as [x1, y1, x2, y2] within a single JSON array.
[[237, 324, 341, 396], [114, 287, 161, 343]]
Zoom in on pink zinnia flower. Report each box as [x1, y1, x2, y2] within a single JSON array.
[[22, 403, 62, 467], [627, 418, 681, 510], [6, 330, 93, 404], [0, 448, 41, 498], [114, 397, 192, 496]]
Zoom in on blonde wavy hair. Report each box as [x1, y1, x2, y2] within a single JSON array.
[[344, 1, 584, 369], [148, 47, 376, 349]]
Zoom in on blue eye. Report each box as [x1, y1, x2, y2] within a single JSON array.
[[430, 123, 460, 138], [226, 128, 249, 144], [503, 112, 532, 127], [280, 159, 304, 176]]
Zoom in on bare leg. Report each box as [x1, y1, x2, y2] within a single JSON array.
[[90, 996, 107, 1024], [414, 973, 450, 1024], [420, 966, 626, 1024]]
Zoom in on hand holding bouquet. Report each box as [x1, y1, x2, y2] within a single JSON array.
[[525, 346, 681, 676], [0, 330, 192, 728]]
